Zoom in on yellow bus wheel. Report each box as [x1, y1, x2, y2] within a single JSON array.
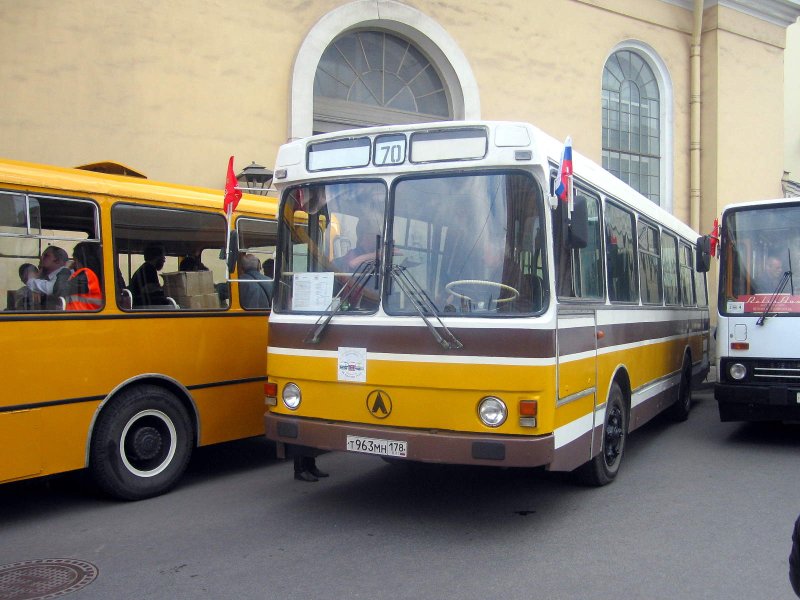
[[90, 385, 193, 500]]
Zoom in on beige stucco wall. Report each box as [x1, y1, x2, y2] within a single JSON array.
[[787, 20, 800, 182], [0, 0, 796, 226]]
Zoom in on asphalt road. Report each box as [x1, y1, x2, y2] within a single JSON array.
[[2, 387, 799, 600]]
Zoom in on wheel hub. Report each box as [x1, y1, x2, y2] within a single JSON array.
[[129, 426, 163, 461]]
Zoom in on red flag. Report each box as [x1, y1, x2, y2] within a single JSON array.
[[710, 218, 719, 258], [223, 156, 242, 214]]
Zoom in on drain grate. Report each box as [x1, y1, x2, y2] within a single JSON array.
[[0, 559, 98, 600]]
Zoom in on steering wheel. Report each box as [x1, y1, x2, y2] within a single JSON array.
[[445, 279, 520, 304]]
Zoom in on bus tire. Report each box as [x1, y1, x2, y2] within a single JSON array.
[[667, 356, 692, 422], [575, 381, 627, 486], [89, 385, 193, 501]]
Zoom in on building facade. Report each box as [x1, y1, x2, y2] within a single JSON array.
[[1, 0, 798, 231]]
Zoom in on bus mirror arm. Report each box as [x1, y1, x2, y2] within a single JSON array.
[[221, 231, 239, 276]]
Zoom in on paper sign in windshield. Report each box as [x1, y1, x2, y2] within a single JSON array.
[[292, 272, 334, 311]]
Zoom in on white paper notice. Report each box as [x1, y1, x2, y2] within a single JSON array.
[[292, 272, 335, 311], [338, 347, 367, 382]]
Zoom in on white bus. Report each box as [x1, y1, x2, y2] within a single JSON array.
[[712, 197, 800, 422], [264, 121, 710, 485]]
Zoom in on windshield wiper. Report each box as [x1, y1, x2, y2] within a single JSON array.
[[304, 260, 377, 344], [756, 269, 792, 326], [389, 265, 463, 350]]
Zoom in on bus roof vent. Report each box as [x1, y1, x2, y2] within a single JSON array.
[[75, 161, 147, 178]]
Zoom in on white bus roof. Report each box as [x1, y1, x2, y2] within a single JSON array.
[[275, 120, 700, 240]]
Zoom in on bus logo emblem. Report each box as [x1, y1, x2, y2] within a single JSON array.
[[366, 390, 392, 419]]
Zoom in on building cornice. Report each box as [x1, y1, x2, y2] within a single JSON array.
[[661, 0, 800, 27]]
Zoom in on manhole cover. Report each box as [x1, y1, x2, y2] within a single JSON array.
[[0, 559, 98, 600]]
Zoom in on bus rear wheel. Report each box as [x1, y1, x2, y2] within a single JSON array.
[[90, 385, 193, 500], [576, 382, 627, 486], [667, 356, 692, 422]]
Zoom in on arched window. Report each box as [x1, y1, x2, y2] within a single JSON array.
[[314, 30, 451, 133], [602, 49, 661, 205]]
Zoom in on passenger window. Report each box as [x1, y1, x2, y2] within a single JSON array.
[[112, 204, 229, 310], [0, 191, 102, 312], [662, 232, 680, 305], [554, 188, 603, 300], [637, 220, 663, 304], [679, 242, 696, 306], [605, 202, 638, 303], [236, 218, 278, 310]]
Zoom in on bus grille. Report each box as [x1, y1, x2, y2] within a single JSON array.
[[753, 360, 800, 383]]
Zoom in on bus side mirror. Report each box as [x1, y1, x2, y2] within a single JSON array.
[[566, 197, 588, 249], [225, 231, 239, 275], [696, 235, 711, 272]]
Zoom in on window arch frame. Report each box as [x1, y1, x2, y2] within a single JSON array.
[[290, 0, 480, 140], [602, 41, 673, 213]]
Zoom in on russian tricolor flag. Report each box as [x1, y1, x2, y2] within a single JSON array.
[[554, 136, 573, 203]]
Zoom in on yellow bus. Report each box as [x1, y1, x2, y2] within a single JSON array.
[[0, 158, 277, 499], [264, 121, 710, 485]]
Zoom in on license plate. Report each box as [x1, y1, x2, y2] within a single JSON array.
[[346, 435, 407, 457]]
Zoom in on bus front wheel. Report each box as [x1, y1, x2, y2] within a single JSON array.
[[90, 385, 193, 500], [576, 381, 627, 486]]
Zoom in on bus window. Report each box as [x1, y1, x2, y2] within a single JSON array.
[[1, 191, 99, 312], [605, 202, 638, 303], [662, 232, 679, 305], [236, 217, 278, 310], [275, 181, 386, 313], [679, 242, 696, 306], [386, 172, 545, 315], [638, 219, 663, 304], [555, 188, 602, 299], [112, 204, 229, 310]]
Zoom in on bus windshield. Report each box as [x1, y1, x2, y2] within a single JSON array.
[[275, 171, 546, 316], [721, 202, 800, 315]]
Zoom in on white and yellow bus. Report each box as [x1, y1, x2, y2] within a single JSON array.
[[1, 158, 277, 499], [264, 122, 710, 485]]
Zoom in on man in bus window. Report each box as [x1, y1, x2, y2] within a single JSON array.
[[238, 253, 272, 309], [752, 255, 785, 294], [24, 245, 72, 309], [129, 244, 169, 306]]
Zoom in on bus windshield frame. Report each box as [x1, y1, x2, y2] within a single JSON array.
[[274, 170, 548, 318], [719, 201, 800, 317]]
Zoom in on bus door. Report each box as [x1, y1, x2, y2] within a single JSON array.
[[552, 308, 598, 471]]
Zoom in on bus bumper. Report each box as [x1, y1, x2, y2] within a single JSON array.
[[715, 383, 800, 422], [265, 413, 554, 468]]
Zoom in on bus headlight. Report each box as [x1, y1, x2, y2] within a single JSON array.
[[729, 363, 747, 381], [282, 383, 302, 410], [478, 396, 507, 427]]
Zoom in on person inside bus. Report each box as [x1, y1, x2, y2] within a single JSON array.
[[179, 249, 208, 272], [238, 253, 272, 309], [64, 241, 103, 311], [333, 219, 381, 273], [263, 258, 274, 278], [24, 245, 72, 309], [9, 263, 40, 310], [129, 244, 169, 307], [752, 255, 786, 294]]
